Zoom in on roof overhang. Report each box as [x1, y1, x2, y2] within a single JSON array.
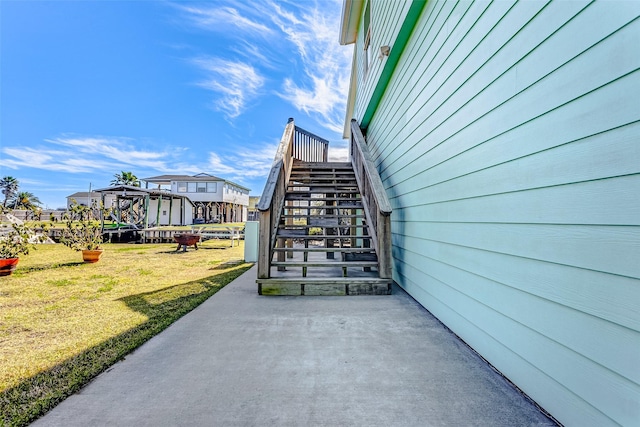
[[343, 47, 358, 139], [339, 0, 364, 45], [93, 185, 195, 205]]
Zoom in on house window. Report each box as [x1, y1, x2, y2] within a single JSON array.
[[197, 182, 207, 193], [207, 182, 217, 192], [177, 182, 187, 193], [188, 182, 196, 192], [363, 0, 372, 76]]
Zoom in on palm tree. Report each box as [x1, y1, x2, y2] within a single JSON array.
[[1, 176, 19, 207], [111, 171, 140, 187], [8, 191, 42, 210]]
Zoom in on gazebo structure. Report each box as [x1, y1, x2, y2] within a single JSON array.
[[93, 185, 194, 229]]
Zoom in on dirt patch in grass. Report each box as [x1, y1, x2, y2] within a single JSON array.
[[0, 241, 252, 426]]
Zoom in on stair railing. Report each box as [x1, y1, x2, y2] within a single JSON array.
[[257, 119, 329, 279], [349, 119, 393, 279], [293, 126, 329, 162]]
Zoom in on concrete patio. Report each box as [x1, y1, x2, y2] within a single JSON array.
[[33, 265, 556, 426]]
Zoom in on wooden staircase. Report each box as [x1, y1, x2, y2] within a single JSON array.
[[256, 120, 392, 296]]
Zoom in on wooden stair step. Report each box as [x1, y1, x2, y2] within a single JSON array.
[[279, 224, 368, 230], [286, 191, 360, 196], [343, 252, 378, 261], [287, 187, 358, 191], [271, 261, 378, 268], [285, 195, 361, 201], [289, 183, 358, 188], [290, 176, 356, 181], [287, 190, 359, 195], [257, 278, 392, 296], [290, 172, 354, 176], [292, 168, 353, 173], [290, 174, 356, 179], [291, 204, 363, 209], [276, 233, 372, 239], [277, 229, 308, 237], [280, 214, 365, 219], [272, 247, 375, 252], [288, 182, 357, 187], [290, 188, 356, 192], [289, 177, 356, 182], [287, 186, 358, 189], [293, 161, 352, 168], [308, 218, 339, 226], [257, 277, 389, 284]]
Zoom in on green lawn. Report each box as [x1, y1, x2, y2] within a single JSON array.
[[0, 241, 252, 426]]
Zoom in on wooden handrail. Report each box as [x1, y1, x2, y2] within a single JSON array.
[[349, 119, 392, 279], [257, 119, 330, 279], [257, 120, 295, 278]]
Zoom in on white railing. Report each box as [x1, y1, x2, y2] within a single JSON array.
[[292, 126, 329, 162]]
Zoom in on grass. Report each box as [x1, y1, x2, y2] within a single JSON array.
[[0, 241, 252, 426]]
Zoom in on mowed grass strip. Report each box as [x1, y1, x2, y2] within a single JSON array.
[[0, 241, 252, 426]]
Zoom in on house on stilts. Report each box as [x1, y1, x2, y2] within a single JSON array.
[[141, 173, 250, 223]]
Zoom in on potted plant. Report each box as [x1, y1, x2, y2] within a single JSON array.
[[0, 207, 42, 276], [61, 200, 105, 263]]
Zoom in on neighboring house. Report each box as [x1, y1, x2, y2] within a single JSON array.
[[340, 1, 639, 426], [66, 191, 116, 209], [141, 173, 250, 223]]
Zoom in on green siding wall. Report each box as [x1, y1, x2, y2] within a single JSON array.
[[351, 1, 640, 425], [354, 0, 411, 121]]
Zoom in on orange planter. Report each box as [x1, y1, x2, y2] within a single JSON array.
[[0, 258, 19, 276], [82, 249, 104, 263]]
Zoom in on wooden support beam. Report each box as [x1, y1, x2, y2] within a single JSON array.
[[156, 194, 162, 226], [258, 209, 272, 279], [168, 196, 174, 226]]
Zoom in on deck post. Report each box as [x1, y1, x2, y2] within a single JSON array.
[[144, 194, 150, 240], [377, 210, 392, 279], [168, 196, 174, 226], [258, 209, 272, 279], [156, 194, 162, 226]]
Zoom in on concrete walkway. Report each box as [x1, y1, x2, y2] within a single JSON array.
[[34, 266, 555, 426]]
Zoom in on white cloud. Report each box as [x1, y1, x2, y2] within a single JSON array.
[[230, 41, 277, 69], [205, 142, 280, 190], [0, 134, 280, 194], [175, 4, 273, 36], [328, 146, 349, 162], [269, 1, 352, 133], [175, 0, 351, 132], [0, 136, 177, 174], [192, 57, 265, 119], [207, 152, 239, 175]]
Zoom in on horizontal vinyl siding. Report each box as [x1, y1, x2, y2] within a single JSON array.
[[353, 0, 412, 121], [358, 0, 640, 425]]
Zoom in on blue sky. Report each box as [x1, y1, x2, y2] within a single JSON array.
[[0, 0, 351, 209]]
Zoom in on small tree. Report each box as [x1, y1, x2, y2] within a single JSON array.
[[0, 206, 45, 259], [8, 191, 42, 210], [1, 176, 19, 207], [111, 171, 140, 187], [60, 200, 104, 251]]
